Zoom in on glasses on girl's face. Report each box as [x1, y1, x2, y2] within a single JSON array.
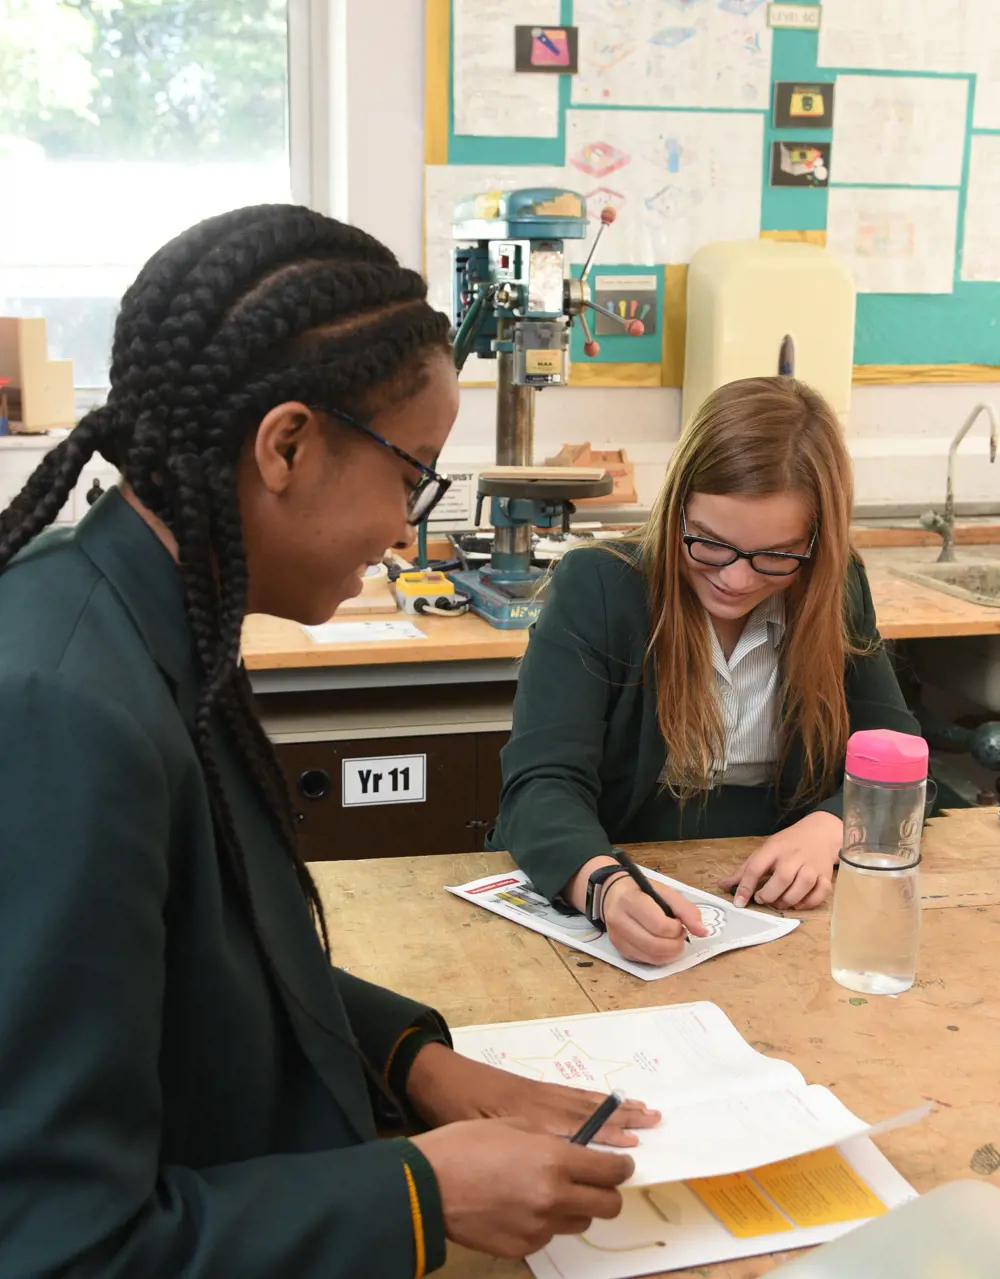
[[681, 509, 816, 577], [331, 409, 451, 524]]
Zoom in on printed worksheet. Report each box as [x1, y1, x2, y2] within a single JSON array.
[[451, 1003, 931, 1188], [825, 187, 959, 294], [830, 75, 968, 188], [572, 0, 772, 111], [529, 1137, 916, 1279], [452, 0, 561, 137], [961, 135, 1000, 283], [446, 866, 798, 981], [817, 0, 1000, 129]]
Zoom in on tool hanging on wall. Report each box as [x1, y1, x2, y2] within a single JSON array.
[[441, 187, 643, 628]]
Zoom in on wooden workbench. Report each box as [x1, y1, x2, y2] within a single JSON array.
[[311, 807, 1000, 1278], [244, 542, 1000, 690]]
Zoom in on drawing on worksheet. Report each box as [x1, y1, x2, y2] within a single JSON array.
[[450, 1003, 931, 1189], [445, 866, 798, 981], [452, 0, 561, 137], [697, 903, 727, 937], [817, 0, 1000, 130], [830, 74, 968, 188], [564, 109, 762, 264], [825, 186, 959, 294], [572, 0, 772, 109], [510, 1038, 635, 1090], [961, 135, 1000, 282]]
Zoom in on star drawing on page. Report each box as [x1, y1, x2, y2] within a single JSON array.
[[509, 1039, 633, 1090]]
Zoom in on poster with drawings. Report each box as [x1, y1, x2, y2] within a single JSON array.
[[816, 0, 1000, 131], [446, 867, 798, 981], [825, 186, 959, 294], [564, 109, 762, 263], [572, 0, 772, 110]]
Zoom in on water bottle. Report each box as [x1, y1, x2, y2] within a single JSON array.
[[830, 729, 929, 996]]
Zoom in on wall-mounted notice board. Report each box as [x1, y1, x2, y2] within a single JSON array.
[[425, 0, 1000, 388]]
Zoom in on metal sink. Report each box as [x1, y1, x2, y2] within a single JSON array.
[[894, 560, 1000, 608]]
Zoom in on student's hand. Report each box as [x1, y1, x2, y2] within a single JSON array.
[[412, 1117, 634, 1259], [601, 875, 709, 965], [406, 1042, 659, 1146], [718, 811, 842, 910]]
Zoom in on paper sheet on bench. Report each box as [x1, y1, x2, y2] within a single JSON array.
[[446, 867, 799, 980]]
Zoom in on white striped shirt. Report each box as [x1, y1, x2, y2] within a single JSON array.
[[661, 594, 784, 789]]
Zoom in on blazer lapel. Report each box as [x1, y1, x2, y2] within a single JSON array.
[[214, 729, 378, 1143], [78, 491, 378, 1143]]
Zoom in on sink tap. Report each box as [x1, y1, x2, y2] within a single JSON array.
[[920, 402, 999, 562]]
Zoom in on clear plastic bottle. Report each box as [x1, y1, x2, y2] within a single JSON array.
[[830, 729, 929, 996]]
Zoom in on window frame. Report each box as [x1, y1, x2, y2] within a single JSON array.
[[61, 0, 345, 408]]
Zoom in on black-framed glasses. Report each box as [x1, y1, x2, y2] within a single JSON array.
[[681, 509, 816, 577], [331, 409, 451, 524]]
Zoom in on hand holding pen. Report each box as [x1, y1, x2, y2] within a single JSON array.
[[600, 849, 709, 965]]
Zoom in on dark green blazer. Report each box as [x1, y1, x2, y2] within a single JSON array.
[[490, 545, 921, 901], [0, 492, 448, 1278]]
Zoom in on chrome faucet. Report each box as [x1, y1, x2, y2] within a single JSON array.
[[920, 403, 998, 562]]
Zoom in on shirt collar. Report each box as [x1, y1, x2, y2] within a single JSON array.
[[709, 592, 786, 678]]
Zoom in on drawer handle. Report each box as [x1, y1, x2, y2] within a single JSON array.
[[298, 769, 332, 801]]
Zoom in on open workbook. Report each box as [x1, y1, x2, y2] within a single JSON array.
[[452, 1003, 928, 1278]]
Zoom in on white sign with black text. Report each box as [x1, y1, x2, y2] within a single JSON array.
[[341, 753, 428, 807]]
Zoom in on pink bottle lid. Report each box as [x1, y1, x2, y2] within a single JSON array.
[[846, 729, 929, 785]]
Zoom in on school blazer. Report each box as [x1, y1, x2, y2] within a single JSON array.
[[0, 491, 449, 1279], [489, 544, 921, 901]]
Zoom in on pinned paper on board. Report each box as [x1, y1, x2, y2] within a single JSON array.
[[770, 140, 830, 187], [961, 134, 1000, 282], [772, 79, 834, 128], [572, 0, 773, 110], [816, 0, 1000, 130], [593, 273, 658, 336], [830, 74, 968, 188], [826, 186, 959, 294], [514, 24, 579, 73], [452, 0, 561, 137]]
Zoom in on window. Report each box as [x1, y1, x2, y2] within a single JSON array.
[[0, 0, 330, 391]]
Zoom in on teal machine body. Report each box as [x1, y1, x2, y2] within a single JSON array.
[[445, 187, 642, 629]]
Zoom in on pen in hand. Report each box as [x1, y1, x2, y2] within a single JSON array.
[[613, 848, 692, 944], [570, 1090, 625, 1146]]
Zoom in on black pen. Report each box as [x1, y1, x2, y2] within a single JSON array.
[[570, 1090, 625, 1146], [613, 848, 691, 944]]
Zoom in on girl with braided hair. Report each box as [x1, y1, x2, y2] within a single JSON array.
[[0, 206, 653, 1277]]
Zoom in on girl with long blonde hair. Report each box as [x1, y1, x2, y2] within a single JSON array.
[[491, 376, 920, 966]]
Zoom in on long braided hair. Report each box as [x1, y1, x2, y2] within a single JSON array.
[[0, 205, 451, 970]]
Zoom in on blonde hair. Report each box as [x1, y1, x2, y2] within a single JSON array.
[[618, 376, 859, 805]]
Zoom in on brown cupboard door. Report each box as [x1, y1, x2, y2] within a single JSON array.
[[275, 735, 480, 860], [472, 731, 507, 851]]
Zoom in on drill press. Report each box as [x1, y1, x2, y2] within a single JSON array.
[[447, 186, 643, 629]]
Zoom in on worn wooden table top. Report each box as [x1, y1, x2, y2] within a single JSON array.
[[311, 806, 1000, 1278], [243, 544, 1000, 672]]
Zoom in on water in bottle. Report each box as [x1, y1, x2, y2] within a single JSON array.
[[830, 729, 928, 996]]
